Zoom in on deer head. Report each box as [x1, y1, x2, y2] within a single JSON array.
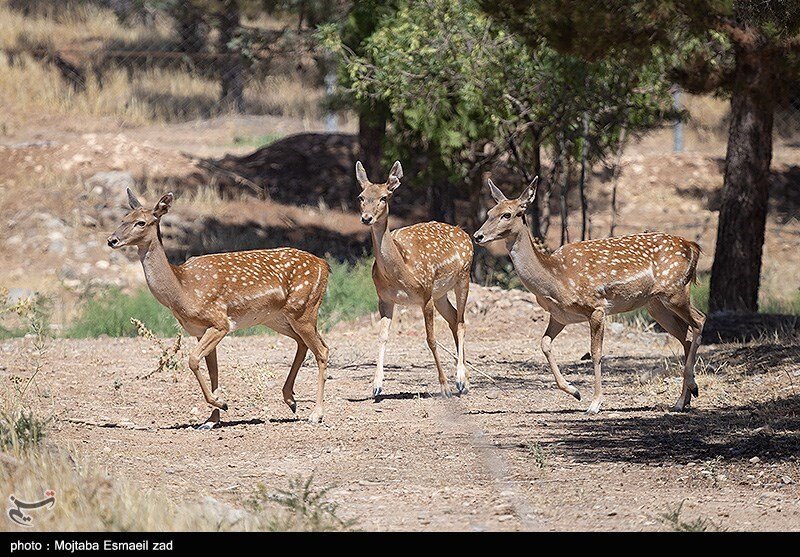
[[356, 160, 403, 225], [107, 188, 173, 249], [473, 177, 538, 245]]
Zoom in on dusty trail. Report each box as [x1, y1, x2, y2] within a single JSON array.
[[4, 309, 799, 531]]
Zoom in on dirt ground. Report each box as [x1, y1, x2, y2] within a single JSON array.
[[4, 299, 799, 532]]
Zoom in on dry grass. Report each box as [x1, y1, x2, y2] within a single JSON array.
[[0, 444, 353, 531], [0, 1, 325, 129], [0, 53, 324, 128], [0, 1, 168, 50]]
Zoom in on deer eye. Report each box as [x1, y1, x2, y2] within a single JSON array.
[[501, 213, 512, 220], [135, 220, 146, 227], [380, 196, 388, 203]]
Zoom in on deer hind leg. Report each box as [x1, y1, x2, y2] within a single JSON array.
[[282, 338, 308, 415], [287, 317, 329, 423], [541, 316, 581, 401], [647, 299, 691, 361], [647, 299, 694, 409], [434, 293, 468, 395], [660, 289, 706, 412], [587, 309, 606, 415], [195, 347, 221, 430], [423, 298, 450, 398], [189, 328, 229, 418], [373, 299, 394, 398]]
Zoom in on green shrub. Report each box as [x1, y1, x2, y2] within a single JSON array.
[[319, 259, 378, 331], [232, 133, 283, 148], [691, 273, 710, 314], [67, 288, 178, 338], [65, 260, 378, 338]]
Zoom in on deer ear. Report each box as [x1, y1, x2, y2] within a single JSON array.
[[355, 161, 368, 188], [387, 160, 403, 191], [153, 193, 174, 218], [518, 176, 539, 209], [487, 179, 507, 204], [127, 188, 143, 210]]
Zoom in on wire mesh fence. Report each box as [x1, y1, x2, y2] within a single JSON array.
[[0, 2, 334, 133], [635, 90, 800, 157], [1, 1, 798, 155]]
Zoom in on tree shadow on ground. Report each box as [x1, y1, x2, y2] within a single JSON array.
[[549, 393, 800, 465], [489, 342, 800, 464]]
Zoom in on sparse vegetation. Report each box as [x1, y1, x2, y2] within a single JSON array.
[[0, 292, 52, 450], [0, 408, 48, 451], [247, 476, 355, 531], [130, 318, 182, 380], [658, 500, 723, 532], [67, 288, 178, 338], [0, 447, 353, 531], [232, 132, 284, 148], [526, 441, 547, 469]]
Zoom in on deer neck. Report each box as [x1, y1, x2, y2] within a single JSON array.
[[506, 224, 562, 299], [370, 215, 408, 278], [137, 232, 187, 312]]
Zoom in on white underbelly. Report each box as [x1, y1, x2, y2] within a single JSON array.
[[228, 307, 279, 331]]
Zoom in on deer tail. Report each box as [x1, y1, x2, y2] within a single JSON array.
[[686, 241, 702, 285]]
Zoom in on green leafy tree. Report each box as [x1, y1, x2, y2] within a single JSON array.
[[321, 0, 674, 235], [483, 0, 800, 312]]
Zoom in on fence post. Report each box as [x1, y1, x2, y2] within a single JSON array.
[[673, 85, 684, 153]]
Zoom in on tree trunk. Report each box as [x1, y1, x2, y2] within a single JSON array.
[[558, 134, 570, 246], [578, 111, 589, 241], [171, 2, 206, 53], [529, 135, 542, 238], [429, 178, 456, 224], [507, 128, 542, 238], [357, 108, 386, 178], [219, 0, 244, 113], [609, 126, 627, 237], [709, 43, 776, 313]]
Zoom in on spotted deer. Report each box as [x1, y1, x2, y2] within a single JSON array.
[[356, 161, 474, 397], [107, 189, 330, 426], [473, 178, 705, 414]]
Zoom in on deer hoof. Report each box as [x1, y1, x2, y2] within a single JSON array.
[[308, 410, 324, 424], [288, 401, 297, 414], [571, 389, 582, 401], [586, 398, 603, 414], [219, 401, 229, 411], [455, 381, 469, 395], [441, 387, 452, 398], [195, 421, 216, 431], [373, 386, 383, 398], [672, 401, 691, 413]]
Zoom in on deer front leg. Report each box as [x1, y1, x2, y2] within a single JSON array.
[[541, 316, 581, 401], [189, 328, 229, 418], [423, 298, 450, 397], [373, 299, 394, 398], [587, 309, 606, 415], [195, 347, 221, 430]]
